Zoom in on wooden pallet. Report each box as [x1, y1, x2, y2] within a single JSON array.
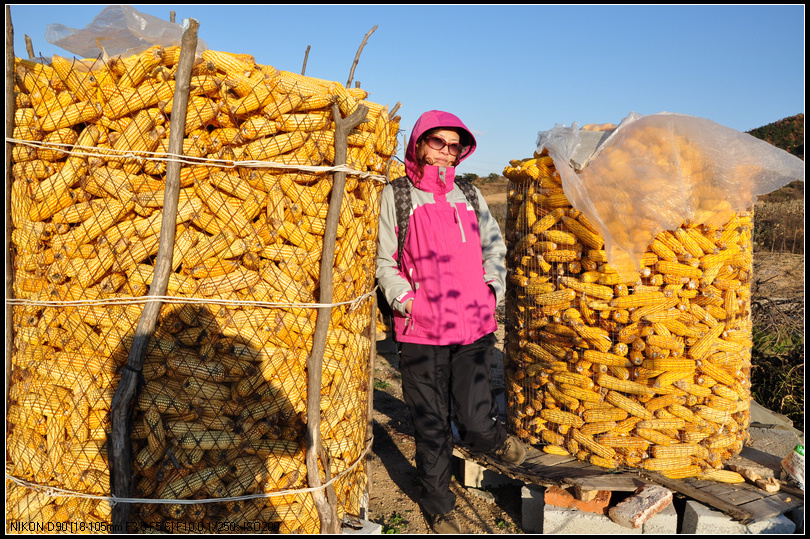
[[453, 444, 803, 525]]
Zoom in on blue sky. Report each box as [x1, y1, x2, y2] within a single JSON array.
[[9, 4, 805, 176]]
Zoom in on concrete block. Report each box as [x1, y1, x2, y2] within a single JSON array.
[[521, 485, 545, 533], [787, 506, 804, 534], [522, 484, 678, 534], [543, 505, 644, 534], [682, 500, 796, 534], [641, 501, 678, 534], [459, 457, 522, 489], [341, 518, 382, 534]]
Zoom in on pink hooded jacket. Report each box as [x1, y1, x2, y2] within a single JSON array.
[[376, 111, 507, 345]]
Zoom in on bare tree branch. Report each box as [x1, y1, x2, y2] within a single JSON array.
[[346, 25, 377, 88]]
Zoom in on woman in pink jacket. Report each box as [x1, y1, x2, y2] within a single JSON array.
[[376, 110, 527, 534]]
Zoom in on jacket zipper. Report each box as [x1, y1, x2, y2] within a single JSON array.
[[454, 205, 467, 243]]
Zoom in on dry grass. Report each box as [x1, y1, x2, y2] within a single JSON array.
[[753, 198, 805, 254], [751, 196, 804, 427]]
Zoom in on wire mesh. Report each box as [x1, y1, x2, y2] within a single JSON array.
[[8, 46, 401, 533], [502, 146, 754, 479]]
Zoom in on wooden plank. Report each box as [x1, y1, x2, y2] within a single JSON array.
[[455, 444, 646, 491], [697, 482, 766, 505], [778, 482, 805, 499], [526, 450, 577, 467], [456, 443, 802, 524], [566, 473, 649, 492], [734, 446, 784, 474], [738, 491, 804, 523]]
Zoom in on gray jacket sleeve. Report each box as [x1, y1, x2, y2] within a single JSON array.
[[375, 183, 414, 315], [474, 187, 507, 306]]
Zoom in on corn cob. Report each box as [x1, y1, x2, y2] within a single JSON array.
[[698, 469, 745, 483], [583, 407, 628, 423], [596, 373, 655, 396], [610, 291, 666, 309], [156, 464, 231, 500], [559, 276, 614, 301], [604, 391, 652, 420], [543, 444, 571, 456], [541, 408, 585, 428], [39, 100, 102, 132], [595, 434, 649, 449], [560, 383, 603, 404], [580, 421, 618, 436], [571, 429, 616, 460], [178, 430, 243, 451]]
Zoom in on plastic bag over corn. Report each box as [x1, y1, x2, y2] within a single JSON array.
[[537, 112, 805, 271], [45, 4, 209, 60]]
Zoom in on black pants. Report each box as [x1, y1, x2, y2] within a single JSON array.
[[398, 333, 506, 515]]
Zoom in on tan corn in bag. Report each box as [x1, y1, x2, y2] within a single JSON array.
[[502, 113, 803, 480]]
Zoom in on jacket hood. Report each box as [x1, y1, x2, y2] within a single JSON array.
[[404, 110, 477, 182]]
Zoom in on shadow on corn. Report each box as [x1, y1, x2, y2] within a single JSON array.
[[124, 302, 310, 531]]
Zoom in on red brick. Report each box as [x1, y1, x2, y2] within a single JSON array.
[[544, 485, 612, 515], [608, 484, 672, 529]]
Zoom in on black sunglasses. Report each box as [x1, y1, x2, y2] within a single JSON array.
[[424, 135, 464, 156]]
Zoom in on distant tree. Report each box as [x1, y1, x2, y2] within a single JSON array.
[[459, 172, 479, 184]]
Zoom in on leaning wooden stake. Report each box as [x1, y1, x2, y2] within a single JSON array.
[[109, 18, 199, 531], [302, 45, 311, 75], [5, 4, 15, 423], [366, 291, 378, 499], [306, 102, 369, 534], [24, 35, 34, 58]]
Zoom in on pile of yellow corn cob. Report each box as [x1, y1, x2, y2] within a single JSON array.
[[9, 46, 400, 532], [502, 139, 754, 483]]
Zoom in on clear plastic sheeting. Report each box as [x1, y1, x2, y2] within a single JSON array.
[[45, 5, 209, 60], [537, 112, 805, 271]]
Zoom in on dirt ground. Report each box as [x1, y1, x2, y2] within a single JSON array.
[[362, 186, 804, 534]]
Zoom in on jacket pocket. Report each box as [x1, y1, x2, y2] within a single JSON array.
[[407, 284, 440, 339]]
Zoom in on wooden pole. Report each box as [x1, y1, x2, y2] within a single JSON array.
[[24, 35, 34, 58], [5, 4, 16, 434], [302, 45, 311, 75], [366, 291, 378, 502], [108, 18, 199, 531], [306, 102, 369, 534], [346, 25, 377, 88]]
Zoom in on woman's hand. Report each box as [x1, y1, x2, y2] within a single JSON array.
[[405, 299, 413, 314]]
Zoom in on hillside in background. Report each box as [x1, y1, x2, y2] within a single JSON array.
[[747, 113, 804, 203], [747, 113, 804, 160]]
